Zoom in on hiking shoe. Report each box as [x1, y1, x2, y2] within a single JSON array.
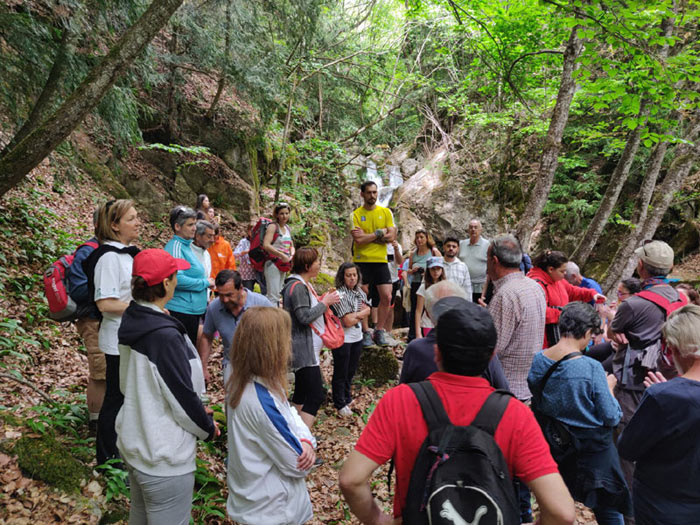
[[384, 333, 401, 346], [362, 331, 374, 348], [373, 329, 388, 346], [338, 405, 353, 417]]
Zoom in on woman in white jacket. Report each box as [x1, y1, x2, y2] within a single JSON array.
[[226, 306, 317, 525]]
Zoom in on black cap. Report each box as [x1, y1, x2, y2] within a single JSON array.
[[435, 297, 497, 367]]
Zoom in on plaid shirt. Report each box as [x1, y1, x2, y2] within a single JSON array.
[[443, 259, 473, 299], [489, 272, 546, 401]]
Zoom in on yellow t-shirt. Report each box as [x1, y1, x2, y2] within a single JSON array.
[[352, 205, 395, 263]]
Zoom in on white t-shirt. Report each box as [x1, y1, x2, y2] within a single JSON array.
[[191, 243, 212, 300], [94, 241, 134, 356], [416, 283, 434, 329], [309, 291, 325, 363]]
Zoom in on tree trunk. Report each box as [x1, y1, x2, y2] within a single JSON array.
[[570, 102, 647, 265], [600, 140, 668, 294], [0, 0, 184, 198], [571, 15, 675, 265], [1, 27, 76, 155], [206, 0, 233, 120], [614, 119, 700, 285], [165, 26, 180, 139], [515, 25, 583, 250]]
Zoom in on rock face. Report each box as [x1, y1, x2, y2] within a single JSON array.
[[392, 147, 500, 248]]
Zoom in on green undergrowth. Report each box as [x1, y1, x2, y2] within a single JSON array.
[[12, 434, 90, 493]]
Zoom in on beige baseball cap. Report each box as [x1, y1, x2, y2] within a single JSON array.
[[634, 240, 674, 268]]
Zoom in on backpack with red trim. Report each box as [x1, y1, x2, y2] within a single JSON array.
[[248, 217, 292, 273], [43, 241, 99, 322], [636, 288, 689, 317]]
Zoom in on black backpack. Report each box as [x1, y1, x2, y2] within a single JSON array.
[[82, 244, 140, 321], [403, 381, 520, 525]]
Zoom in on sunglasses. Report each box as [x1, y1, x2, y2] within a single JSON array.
[[641, 239, 653, 258]]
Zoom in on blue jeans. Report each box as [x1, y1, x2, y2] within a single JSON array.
[[594, 507, 625, 525]]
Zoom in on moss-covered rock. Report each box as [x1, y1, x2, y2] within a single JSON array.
[[13, 434, 90, 492], [358, 345, 399, 385]]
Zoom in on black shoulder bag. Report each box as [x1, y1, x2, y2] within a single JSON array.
[[532, 352, 582, 464]]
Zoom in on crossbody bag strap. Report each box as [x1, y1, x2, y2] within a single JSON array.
[[540, 351, 583, 394]]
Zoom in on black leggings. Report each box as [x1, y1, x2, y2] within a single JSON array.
[[291, 366, 326, 417], [97, 354, 124, 465], [169, 310, 200, 347], [332, 341, 363, 409]]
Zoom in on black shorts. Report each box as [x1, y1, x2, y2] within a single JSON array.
[[357, 263, 392, 306]]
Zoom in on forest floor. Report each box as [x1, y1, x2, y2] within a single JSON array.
[[1, 164, 697, 524]]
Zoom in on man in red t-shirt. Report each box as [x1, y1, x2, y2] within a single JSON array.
[[340, 297, 575, 524]]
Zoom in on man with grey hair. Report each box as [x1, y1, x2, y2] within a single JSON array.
[[608, 240, 688, 504], [565, 261, 602, 301], [459, 219, 489, 303], [486, 234, 546, 402], [165, 206, 215, 345], [399, 280, 508, 387], [191, 220, 216, 288]]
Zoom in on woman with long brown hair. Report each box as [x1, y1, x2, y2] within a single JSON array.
[[226, 307, 317, 525], [406, 229, 441, 341]]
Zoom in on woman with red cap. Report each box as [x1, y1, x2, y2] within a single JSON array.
[[116, 249, 219, 524]]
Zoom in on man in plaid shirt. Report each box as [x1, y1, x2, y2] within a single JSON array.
[[442, 233, 472, 299], [486, 234, 546, 403]]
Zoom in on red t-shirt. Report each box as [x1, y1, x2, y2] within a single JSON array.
[[355, 372, 558, 518]]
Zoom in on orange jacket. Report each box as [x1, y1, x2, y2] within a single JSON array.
[[208, 236, 236, 278]]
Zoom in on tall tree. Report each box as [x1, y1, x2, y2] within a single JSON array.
[[600, 139, 668, 294], [570, 14, 675, 265], [604, 118, 700, 289], [515, 24, 583, 250], [0, 0, 184, 198]]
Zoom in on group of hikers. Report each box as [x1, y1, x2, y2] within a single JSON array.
[[63, 181, 700, 525]]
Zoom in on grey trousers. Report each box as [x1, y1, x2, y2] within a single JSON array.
[[127, 465, 194, 525]]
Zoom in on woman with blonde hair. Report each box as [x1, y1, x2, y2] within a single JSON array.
[[618, 305, 700, 523], [82, 199, 141, 466], [226, 307, 317, 525]]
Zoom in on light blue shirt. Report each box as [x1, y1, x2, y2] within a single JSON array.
[[528, 352, 622, 429], [202, 290, 272, 366]]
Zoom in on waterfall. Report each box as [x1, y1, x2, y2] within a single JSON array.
[[365, 160, 403, 208]]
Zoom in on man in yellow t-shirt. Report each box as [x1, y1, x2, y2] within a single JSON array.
[[351, 181, 397, 347]]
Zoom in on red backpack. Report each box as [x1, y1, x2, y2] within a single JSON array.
[[43, 241, 99, 322], [636, 288, 689, 317], [288, 281, 345, 350], [248, 217, 292, 273]]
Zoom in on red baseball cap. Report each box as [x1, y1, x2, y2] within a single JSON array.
[[132, 248, 190, 286]]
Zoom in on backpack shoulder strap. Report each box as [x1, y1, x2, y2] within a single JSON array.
[[636, 288, 688, 317], [636, 289, 672, 315], [471, 390, 514, 435], [409, 381, 451, 431]]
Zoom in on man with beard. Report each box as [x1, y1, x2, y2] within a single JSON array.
[[442, 233, 472, 298], [351, 181, 397, 347]]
